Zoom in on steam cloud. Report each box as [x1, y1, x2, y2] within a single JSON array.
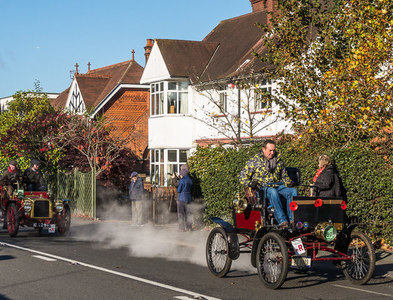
[[71, 199, 255, 272]]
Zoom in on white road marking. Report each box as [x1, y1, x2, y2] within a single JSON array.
[[0, 242, 221, 300], [33, 255, 57, 262], [332, 284, 393, 298]]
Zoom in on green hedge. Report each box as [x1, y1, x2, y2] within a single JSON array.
[[189, 141, 393, 245]]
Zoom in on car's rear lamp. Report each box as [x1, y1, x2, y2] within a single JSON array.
[[314, 198, 323, 207], [341, 201, 347, 210], [289, 201, 298, 211]]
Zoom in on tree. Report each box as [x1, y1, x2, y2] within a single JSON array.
[[194, 79, 281, 146], [46, 114, 136, 179], [0, 83, 65, 174], [257, 0, 393, 145]]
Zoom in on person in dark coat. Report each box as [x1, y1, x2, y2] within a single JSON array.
[[23, 159, 46, 191], [129, 171, 144, 225], [0, 160, 22, 196], [176, 167, 193, 231], [312, 155, 342, 197]]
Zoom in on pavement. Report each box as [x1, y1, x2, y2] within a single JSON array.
[[70, 215, 393, 281]]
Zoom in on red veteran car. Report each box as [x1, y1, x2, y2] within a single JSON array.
[[0, 184, 71, 237]]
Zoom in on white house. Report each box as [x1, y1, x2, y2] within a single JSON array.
[[141, 0, 291, 186], [0, 93, 59, 113]]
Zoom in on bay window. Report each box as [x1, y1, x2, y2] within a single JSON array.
[[150, 81, 188, 115]]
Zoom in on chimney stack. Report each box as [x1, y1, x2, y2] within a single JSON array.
[[144, 39, 153, 66], [87, 62, 91, 72], [249, 0, 276, 13], [131, 49, 135, 61]]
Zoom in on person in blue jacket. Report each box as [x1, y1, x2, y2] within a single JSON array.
[[129, 171, 144, 225], [177, 167, 193, 231]]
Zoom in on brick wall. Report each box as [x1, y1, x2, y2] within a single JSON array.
[[103, 89, 150, 160]]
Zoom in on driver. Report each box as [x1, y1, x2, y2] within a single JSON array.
[[0, 160, 22, 197], [238, 139, 297, 228], [23, 159, 47, 191]]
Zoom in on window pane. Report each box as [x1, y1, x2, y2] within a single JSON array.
[[160, 82, 164, 91], [179, 150, 188, 162], [179, 92, 188, 114], [179, 81, 188, 91], [168, 92, 177, 114], [151, 94, 155, 115], [168, 82, 177, 90], [150, 150, 154, 162], [151, 84, 155, 93], [159, 93, 164, 114], [160, 149, 164, 162], [167, 164, 178, 186], [168, 150, 177, 162]]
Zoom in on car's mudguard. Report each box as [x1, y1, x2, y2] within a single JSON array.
[[334, 223, 359, 253], [210, 217, 240, 260], [250, 227, 272, 268]]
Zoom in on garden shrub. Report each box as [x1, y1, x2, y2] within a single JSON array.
[[190, 141, 393, 244]]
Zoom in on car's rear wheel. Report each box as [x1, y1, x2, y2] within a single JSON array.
[[7, 203, 19, 237], [206, 227, 232, 277], [58, 205, 71, 236], [342, 231, 375, 285], [256, 232, 289, 289]]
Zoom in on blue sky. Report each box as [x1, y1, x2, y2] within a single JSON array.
[[0, 0, 252, 97]]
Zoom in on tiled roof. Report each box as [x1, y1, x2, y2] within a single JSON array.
[[54, 60, 145, 111], [156, 39, 219, 82], [200, 10, 269, 82], [154, 10, 271, 84]]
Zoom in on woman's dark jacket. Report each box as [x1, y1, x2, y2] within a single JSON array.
[[129, 177, 144, 201], [314, 165, 342, 197], [177, 174, 193, 203]]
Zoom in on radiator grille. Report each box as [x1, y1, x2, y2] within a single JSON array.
[[34, 200, 50, 218]]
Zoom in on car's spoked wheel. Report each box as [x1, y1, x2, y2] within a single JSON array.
[[58, 205, 71, 236], [256, 232, 289, 289], [206, 227, 232, 277], [7, 203, 19, 237], [342, 231, 375, 285]]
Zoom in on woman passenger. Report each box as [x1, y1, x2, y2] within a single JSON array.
[[312, 155, 342, 197]]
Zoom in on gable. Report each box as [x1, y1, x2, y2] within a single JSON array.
[[65, 79, 86, 114], [140, 44, 170, 84]]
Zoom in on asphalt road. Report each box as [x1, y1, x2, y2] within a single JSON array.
[[0, 218, 392, 300]]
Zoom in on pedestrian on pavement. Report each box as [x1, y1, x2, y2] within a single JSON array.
[[176, 166, 193, 231], [129, 171, 144, 225]]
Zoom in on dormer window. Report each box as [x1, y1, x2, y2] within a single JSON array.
[[150, 81, 188, 116]]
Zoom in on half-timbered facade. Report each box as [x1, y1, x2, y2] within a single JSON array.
[[53, 53, 150, 161]]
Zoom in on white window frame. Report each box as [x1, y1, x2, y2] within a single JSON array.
[[150, 148, 189, 186], [254, 79, 272, 111], [150, 81, 188, 116]]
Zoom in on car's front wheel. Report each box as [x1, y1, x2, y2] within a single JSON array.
[[256, 232, 289, 289], [57, 205, 71, 236], [7, 203, 19, 237]]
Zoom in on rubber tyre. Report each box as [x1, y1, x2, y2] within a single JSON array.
[[256, 231, 289, 289], [7, 203, 19, 237], [206, 227, 232, 277], [342, 231, 375, 285], [58, 205, 71, 236]]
